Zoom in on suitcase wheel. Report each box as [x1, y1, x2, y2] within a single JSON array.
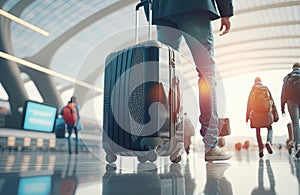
[[147, 150, 158, 162], [106, 154, 117, 163], [137, 156, 147, 163], [170, 154, 181, 163], [106, 163, 117, 172]]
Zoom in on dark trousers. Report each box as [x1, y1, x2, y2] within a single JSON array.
[[67, 124, 78, 154], [256, 127, 273, 150]]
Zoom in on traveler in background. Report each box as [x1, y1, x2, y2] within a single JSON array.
[[145, 0, 234, 161], [281, 62, 300, 157], [246, 77, 279, 158], [62, 96, 80, 155]]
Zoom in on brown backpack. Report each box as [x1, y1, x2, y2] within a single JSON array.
[[251, 85, 272, 113]]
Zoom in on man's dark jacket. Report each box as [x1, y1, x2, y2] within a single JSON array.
[[143, 0, 233, 23]]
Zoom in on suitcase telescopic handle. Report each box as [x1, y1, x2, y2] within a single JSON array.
[[135, 0, 152, 44]]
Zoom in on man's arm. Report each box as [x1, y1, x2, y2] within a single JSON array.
[[281, 77, 288, 114], [219, 17, 231, 36], [246, 89, 253, 122], [215, 0, 234, 36]]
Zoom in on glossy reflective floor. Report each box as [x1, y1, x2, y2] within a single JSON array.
[[1, 145, 299, 195]]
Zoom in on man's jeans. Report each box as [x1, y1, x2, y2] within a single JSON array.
[[156, 11, 218, 148], [287, 100, 300, 146]]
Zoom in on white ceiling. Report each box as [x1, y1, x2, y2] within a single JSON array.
[[3, 0, 300, 91]]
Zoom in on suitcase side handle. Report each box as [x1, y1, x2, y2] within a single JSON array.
[[135, 0, 150, 11], [169, 76, 181, 123], [173, 76, 181, 121], [135, 0, 152, 44]]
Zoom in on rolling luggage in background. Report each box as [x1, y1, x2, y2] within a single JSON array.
[[217, 118, 231, 148], [218, 118, 231, 137], [54, 117, 66, 138], [102, 1, 183, 163], [286, 122, 294, 155]]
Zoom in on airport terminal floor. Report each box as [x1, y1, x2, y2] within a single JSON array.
[[1, 132, 300, 195]]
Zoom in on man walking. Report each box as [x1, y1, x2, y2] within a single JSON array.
[[281, 62, 300, 157], [147, 0, 234, 161]]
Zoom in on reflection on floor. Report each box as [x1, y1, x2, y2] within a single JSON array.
[[0, 148, 299, 195]]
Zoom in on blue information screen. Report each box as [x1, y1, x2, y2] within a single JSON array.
[[18, 176, 52, 195], [23, 101, 57, 132]]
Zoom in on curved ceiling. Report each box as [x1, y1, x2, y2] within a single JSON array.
[[2, 0, 300, 92]]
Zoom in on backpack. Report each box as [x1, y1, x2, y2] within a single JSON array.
[[286, 73, 300, 103], [251, 85, 272, 113], [62, 103, 77, 125]]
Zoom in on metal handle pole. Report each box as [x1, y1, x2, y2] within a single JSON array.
[[135, 10, 139, 44], [135, 0, 152, 44], [148, 1, 152, 40]]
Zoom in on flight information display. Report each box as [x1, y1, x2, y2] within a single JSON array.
[[18, 176, 52, 195], [22, 101, 57, 133]]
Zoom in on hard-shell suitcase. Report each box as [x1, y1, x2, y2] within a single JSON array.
[[54, 117, 66, 138], [102, 1, 183, 163]]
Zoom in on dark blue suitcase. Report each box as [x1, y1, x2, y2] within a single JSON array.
[[103, 40, 183, 163], [102, 1, 183, 163], [54, 117, 66, 138]]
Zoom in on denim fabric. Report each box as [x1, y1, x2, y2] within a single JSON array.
[[67, 124, 78, 153], [267, 128, 273, 143], [156, 11, 218, 148], [287, 100, 300, 146]]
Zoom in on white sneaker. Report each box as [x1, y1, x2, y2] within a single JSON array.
[[286, 139, 295, 155], [286, 139, 295, 149], [205, 146, 231, 161]]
